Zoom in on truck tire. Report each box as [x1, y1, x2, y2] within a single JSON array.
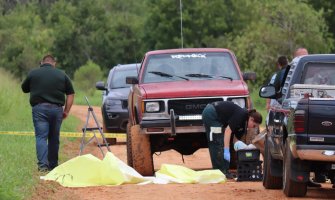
[[126, 122, 133, 167], [263, 137, 282, 189], [283, 139, 307, 197], [127, 124, 154, 176]]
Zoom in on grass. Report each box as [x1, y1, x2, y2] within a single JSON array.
[[73, 88, 103, 107], [0, 68, 80, 200], [0, 135, 37, 200], [250, 88, 267, 127]]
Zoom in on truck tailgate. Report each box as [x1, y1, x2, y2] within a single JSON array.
[[308, 99, 335, 144]]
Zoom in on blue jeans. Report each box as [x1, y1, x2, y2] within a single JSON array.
[[202, 104, 230, 173], [32, 103, 63, 170]]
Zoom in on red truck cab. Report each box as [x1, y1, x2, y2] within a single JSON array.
[[126, 48, 255, 175]]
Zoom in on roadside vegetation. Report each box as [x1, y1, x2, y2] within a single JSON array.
[[250, 89, 267, 127], [0, 68, 80, 200], [73, 60, 104, 107], [1, 0, 334, 91]]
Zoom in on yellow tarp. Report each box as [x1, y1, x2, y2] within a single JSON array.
[[156, 164, 226, 184], [41, 152, 226, 187]]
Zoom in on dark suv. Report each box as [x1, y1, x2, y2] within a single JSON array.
[[96, 63, 139, 136]]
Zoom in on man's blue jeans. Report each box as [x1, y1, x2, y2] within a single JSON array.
[[32, 103, 63, 170], [202, 104, 230, 174]]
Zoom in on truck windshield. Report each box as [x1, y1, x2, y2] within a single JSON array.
[[302, 63, 335, 86], [142, 52, 240, 83]]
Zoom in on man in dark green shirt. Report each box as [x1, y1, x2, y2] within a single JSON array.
[[21, 54, 75, 172]]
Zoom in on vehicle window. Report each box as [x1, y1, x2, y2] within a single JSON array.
[[142, 52, 240, 83], [302, 63, 335, 85], [110, 68, 138, 89]]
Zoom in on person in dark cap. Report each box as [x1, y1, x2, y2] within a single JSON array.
[[21, 54, 75, 172], [202, 101, 262, 178]]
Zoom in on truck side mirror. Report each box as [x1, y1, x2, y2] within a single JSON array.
[[126, 76, 139, 84], [96, 81, 107, 90], [259, 85, 276, 98], [243, 72, 256, 81]]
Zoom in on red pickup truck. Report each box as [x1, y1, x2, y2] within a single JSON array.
[[126, 48, 256, 175]]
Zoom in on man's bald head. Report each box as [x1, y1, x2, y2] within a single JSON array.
[[294, 48, 308, 58]]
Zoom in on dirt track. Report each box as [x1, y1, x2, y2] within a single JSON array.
[[30, 105, 335, 200]]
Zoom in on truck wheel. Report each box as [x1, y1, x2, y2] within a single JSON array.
[[283, 139, 307, 197], [127, 124, 154, 176], [263, 137, 282, 189], [126, 122, 133, 167]]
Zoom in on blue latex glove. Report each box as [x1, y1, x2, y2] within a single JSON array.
[[223, 147, 230, 162]]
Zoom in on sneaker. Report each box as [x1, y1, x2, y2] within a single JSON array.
[[38, 167, 49, 173]]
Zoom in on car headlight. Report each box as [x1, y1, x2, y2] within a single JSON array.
[[106, 99, 121, 106], [105, 99, 121, 110], [145, 102, 160, 112], [229, 98, 246, 108]]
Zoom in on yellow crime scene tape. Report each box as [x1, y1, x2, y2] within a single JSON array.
[[0, 131, 126, 139]]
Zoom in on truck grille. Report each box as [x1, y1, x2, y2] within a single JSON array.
[[168, 98, 222, 115]]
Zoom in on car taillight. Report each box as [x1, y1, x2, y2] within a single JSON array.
[[294, 110, 305, 133]]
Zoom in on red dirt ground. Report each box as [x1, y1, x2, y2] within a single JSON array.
[[29, 105, 335, 200]]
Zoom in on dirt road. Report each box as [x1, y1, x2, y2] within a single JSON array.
[[30, 105, 335, 200]]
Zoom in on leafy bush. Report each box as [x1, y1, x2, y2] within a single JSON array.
[[74, 60, 102, 96]]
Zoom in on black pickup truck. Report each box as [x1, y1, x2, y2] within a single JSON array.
[[259, 54, 335, 197]]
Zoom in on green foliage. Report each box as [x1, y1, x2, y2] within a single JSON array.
[[0, 2, 54, 79], [74, 60, 102, 96], [223, 0, 334, 87], [0, 68, 33, 130], [250, 89, 267, 126], [46, 0, 144, 77], [308, 0, 335, 48], [0, 135, 37, 200], [143, 0, 230, 49], [1, 0, 335, 87], [74, 89, 102, 107]]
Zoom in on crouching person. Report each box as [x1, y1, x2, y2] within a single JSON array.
[[202, 101, 262, 178]]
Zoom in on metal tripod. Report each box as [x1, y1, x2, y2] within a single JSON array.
[[79, 96, 111, 156]]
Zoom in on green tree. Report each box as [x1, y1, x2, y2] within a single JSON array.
[[221, 0, 334, 88], [74, 60, 102, 95], [47, 0, 145, 77], [143, 0, 230, 50], [0, 2, 53, 79], [308, 0, 335, 52]]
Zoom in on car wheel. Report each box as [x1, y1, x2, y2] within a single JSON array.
[[283, 138, 307, 197], [263, 136, 282, 189], [127, 124, 154, 176]]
